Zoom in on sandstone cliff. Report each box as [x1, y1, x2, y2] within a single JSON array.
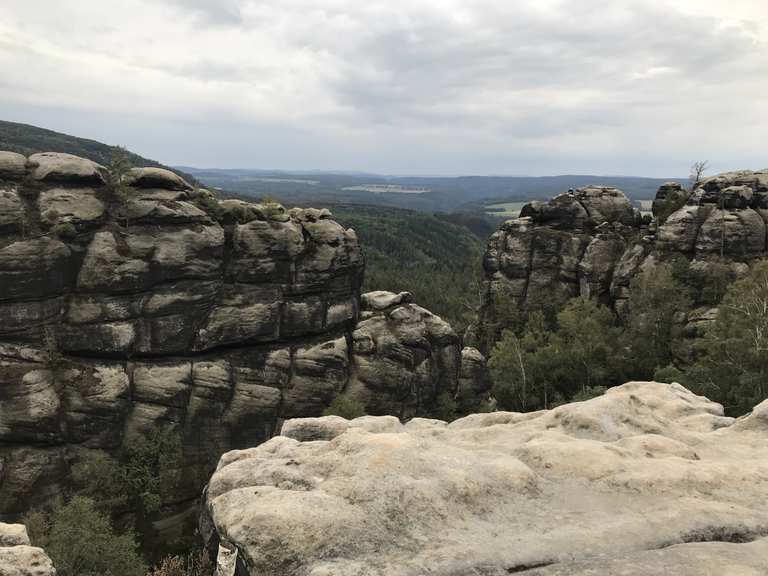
[[0, 152, 490, 539], [203, 381, 768, 576], [480, 171, 768, 340], [0, 522, 55, 576]]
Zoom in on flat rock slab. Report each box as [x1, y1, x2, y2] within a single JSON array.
[[205, 381, 768, 576]]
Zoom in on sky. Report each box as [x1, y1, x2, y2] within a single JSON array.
[[0, 0, 766, 176]]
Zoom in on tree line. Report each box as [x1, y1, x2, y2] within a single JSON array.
[[485, 258, 768, 416]]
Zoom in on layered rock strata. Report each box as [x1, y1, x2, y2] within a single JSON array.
[[0, 152, 490, 536], [203, 381, 768, 576], [480, 171, 768, 339]]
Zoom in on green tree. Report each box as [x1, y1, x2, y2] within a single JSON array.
[[107, 146, 134, 229], [323, 394, 366, 419], [489, 311, 556, 411], [626, 264, 691, 377], [692, 261, 768, 413], [123, 426, 183, 515], [553, 297, 620, 395], [30, 497, 146, 576], [70, 450, 130, 512]]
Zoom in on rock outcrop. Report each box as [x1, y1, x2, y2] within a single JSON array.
[[203, 381, 768, 576], [0, 152, 490, 539], [0, 522, 56, 576], [480, 171, 768, 340]]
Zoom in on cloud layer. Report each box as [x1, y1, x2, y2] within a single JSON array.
[[0, 0, 766, 175]]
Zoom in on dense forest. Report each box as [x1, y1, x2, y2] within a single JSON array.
[[331, 205, 487, 334], [485, 258, 768, 417]]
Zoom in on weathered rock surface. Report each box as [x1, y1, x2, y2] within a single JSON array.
[[480, 171, 768, 339], [204, 381, 768, 576], [0, 522, 56, 576], [0, 152, 490, 541]]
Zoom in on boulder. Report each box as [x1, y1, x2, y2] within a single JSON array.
[[28, 152, 105, 185], [0, 523, 56, 576], [127, 167, 192, 191], [204, 382, 768, 576], [0, 152, 27, 180]]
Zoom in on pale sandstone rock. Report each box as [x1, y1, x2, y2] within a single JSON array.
[[0, 152, 27, 180], [205, 382, 768, 576], [0, 152, 490, 535], [28, 152, 105, 185], [0, 523, 56, 576]]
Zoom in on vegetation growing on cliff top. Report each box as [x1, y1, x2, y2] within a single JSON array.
[[488, 259, 768, 416]]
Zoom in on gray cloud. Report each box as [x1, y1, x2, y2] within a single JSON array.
[[0, 0, 766, 176]]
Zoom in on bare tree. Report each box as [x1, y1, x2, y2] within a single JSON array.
[[690, 160, 710, 188]]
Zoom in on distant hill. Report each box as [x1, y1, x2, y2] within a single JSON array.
[[0, 120, 195, 183], [182, 166, 687, 214]]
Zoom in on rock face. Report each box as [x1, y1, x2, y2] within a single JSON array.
[[0, 152, 490, 538], [203, 382, 768, 576], [480, 171, 768, 340], [0, 522, 56, 576]]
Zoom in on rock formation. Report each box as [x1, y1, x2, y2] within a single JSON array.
[[203, 381, 768, 576], [480, 171, 768, 342], [0, 522, 56, 576], [0, 152, 490, 539]]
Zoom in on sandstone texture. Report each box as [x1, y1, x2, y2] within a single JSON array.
[[0, 152, 490, 536], [0, 522, 56, 576], [480, 170, 768, 340], [204, 381, 768, 576]]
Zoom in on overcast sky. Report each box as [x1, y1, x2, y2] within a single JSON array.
[[0, 0, 766, 176]]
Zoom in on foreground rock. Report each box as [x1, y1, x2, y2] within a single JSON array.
[[0, 152, 490, 541], [203, 382, 768, 576], [0, 522, 56, 576]]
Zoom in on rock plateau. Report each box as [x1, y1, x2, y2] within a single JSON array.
[[203, 381, 768, 576]]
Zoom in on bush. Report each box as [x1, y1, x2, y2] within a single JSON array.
[[70, 451, 130, 512], [30, 496, 146, 576], [149, 551, 211, 576], [124, 427, 183, 514], [433, 391, 458, 422], [323, 394, 366, 419], [52, 222, 78, 240]]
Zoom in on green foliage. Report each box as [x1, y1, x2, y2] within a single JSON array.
[[655, 188, 689, 225], [569, 386, 607, 403], [70, 451, 130, 511], [434, 391, 458, 422], [323, 394, 366, 419], [197, 195, 224, 221], [52, 221, 78, 240], [333, 206, 484, 333], [687, 261, 768, 414], [626, 263, 691, 377], [28, 497, 146, 576], [124, 427, 183, 514], [490, 299, 621, 412], [670, 256, 732, 305]]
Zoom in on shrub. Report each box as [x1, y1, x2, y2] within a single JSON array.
[[52, 222, 78, 240], [434, 391, 458, 422], [323, 394, 366, 419], [149, 551, 212, 576], [70, 451, 130, 512], [30, 496, 146, 576], [124, 426, 183, 514]]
